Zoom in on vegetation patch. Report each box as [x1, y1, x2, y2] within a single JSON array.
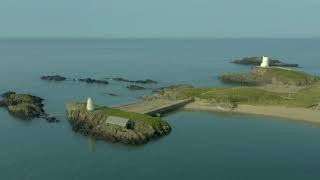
[[219, 67, 320, 86], [147, 82, 320, 109]]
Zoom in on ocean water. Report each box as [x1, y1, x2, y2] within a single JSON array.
[[0, 39, 320, 180]]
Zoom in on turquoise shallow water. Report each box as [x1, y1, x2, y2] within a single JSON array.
[[0, 39, 320, 180]]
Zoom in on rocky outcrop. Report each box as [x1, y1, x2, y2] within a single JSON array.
[[113, 78, 157, 84], [127, 85, 146, 90], [66, 102, 171, 145], [232, 57, 299, 67], [78, 78, 109, 85], [0, 91, 58, 123], [41, 75, 67, 81], [144, 85, 195, 101], [107, 93, 118, 96], [41, 75, 109, 85]]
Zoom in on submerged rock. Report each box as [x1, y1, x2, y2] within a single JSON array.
[[45, 116, 60, 123], [232, 57, 299, 67], [66, 102, 171, 145], [113, 78, 157, 84], [41, 75, 109, 85], [107, 93, 118, 96], [0, 91, 58, 122], [127, 85, 146, 90], [78, 78, 109, 85], [41, 75, 67, 81]]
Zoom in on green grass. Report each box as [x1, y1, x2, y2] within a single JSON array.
[[66, 102, 169, 128], [289, 83, 320, 107], [197, 87, 288, 105], [96, 107, 169, 128], [265, 68, 317, 80], [10, 94, 37, 103], [155, 83, 320, 108]]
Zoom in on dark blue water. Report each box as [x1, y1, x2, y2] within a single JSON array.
[[0, 39, 320, 180]]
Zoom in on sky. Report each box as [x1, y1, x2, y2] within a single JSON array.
[[0, 0, 319, 38]]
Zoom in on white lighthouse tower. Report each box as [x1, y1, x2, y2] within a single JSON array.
[[260, 56, 270, 68], [86, 97, 94, 111]]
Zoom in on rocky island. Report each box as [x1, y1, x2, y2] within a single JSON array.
[[41, 75, 67, 81], [78, 78, 109, 85], [66, 101, 171, 144], [232, 57, 299, 67], [219, 67, 320, 86], [127, 84, 146, 90], [113, 78, 157, 84], [0, 92, 58, 122], [41, 75, 109, 85]]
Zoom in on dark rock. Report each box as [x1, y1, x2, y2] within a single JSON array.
[[136, 79, 157, 84], [127, 85, 146, 90], [108, 93, 118, 96], [79, 78, 109, 85], [45, 116, 60, 123], [1, 91, 16, 98], [41, 75, 67, 81], [0, 91, 57, 122], [232, 57, 299, 67], [113, 78, 157, 84], [0, 92, 45, 119]]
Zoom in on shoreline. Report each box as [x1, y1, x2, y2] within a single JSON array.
[[184, 102, 320, 123]]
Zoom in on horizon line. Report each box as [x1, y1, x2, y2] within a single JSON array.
[[1, 36, 320, 40]]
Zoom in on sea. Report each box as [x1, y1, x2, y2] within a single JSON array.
[[0, 38, 320, 180]]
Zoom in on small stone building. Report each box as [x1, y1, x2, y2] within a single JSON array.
[[105, 116, 134, 129]]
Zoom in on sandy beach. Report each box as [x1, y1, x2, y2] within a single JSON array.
[[184, 101, 320, 123]]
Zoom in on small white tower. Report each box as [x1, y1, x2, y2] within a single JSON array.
[[86, 97, 94, 111], [260, 56, 270, 68]]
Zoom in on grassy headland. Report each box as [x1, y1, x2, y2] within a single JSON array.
[[148, 83, 320, 108], [145, 68, 320, 122], [66, 102, 171, 144], [219, 67, 320, 86]]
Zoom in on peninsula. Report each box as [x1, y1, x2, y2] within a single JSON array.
[[66, 100, 171, 145], [65, 57, 320, 144]]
